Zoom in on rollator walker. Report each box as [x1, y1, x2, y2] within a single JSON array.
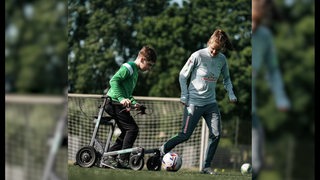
[[75, 95, 162, 171]]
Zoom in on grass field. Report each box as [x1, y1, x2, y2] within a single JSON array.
[[68, 164, 252, 180]]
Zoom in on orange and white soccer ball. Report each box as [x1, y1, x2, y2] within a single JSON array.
[[161, 152, 182, 172]]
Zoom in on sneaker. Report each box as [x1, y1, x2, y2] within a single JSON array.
[[117, 158, 130, 169], [102, 156, 118, 168], [201, 167, 216, 175]]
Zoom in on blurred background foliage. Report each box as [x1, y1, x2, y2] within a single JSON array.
[[256, 0, 314, 140], [254, 0, 314, 179], [5, 0, 67, 94]]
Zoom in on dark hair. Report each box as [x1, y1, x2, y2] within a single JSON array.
[[138, 46, 157, 63]]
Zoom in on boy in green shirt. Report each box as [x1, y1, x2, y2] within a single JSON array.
[[105, 46, 157, 168]]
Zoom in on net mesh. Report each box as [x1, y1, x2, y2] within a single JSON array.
[[5, 95, 67, 180], [68, 95, 202, 169], [68, 94, 251, 170]]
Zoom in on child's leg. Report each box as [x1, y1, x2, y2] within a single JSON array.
[[105, 104, 138, 161]]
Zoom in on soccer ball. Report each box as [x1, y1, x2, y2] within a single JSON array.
[[240, 163, 252, 175], [161, 152, 182, 171]]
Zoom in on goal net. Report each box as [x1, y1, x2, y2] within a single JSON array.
[[5, 94, 67, 180], [68, 94, 203, 169], [68, 93, 251, 171]]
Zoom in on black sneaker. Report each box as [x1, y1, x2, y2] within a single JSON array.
[[117, 159, 130, 169], [201, 167, 216, 175]]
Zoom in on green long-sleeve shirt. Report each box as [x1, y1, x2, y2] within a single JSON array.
[[107, 61, 138, 104]]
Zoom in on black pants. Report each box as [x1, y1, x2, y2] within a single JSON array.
[[105, 103, 139, 160]]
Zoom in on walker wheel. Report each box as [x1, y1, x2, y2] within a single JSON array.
[[129, 154, 144, 170], [75, 146, 97, 168], [146, 155, 162, 171]]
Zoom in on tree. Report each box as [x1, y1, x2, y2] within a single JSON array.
[[67, 0, 252, 144], [5, 0, 67, 94], [68, 0, 170, 93]]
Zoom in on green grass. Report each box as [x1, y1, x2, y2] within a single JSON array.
[[68, 164, 251, 180]]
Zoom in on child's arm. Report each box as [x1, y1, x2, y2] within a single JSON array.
[[179, 54, 197, 105], [221, 60, 237, 103]]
